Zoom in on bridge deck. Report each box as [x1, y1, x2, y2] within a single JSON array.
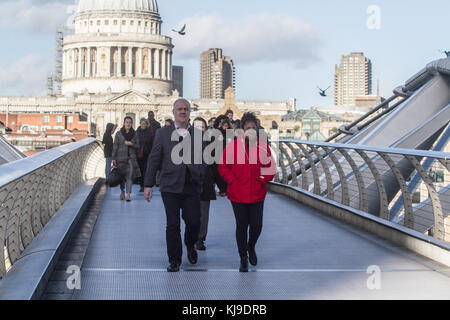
[[46, 186, 450, 300]]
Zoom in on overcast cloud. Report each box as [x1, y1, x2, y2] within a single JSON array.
[[172, 14, 324, 68], [0, 54, 52, 96], [0, 0, 76, 32]]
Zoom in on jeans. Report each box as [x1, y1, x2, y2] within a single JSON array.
[[105, 157, 112, 181], [231, 201, 264, 258], [120, 159, 134, 194]]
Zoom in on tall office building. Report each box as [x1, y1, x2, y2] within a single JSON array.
[[200, 48, 235, 99], [334, 52, 372, 106], [172, 65, 183, 97]]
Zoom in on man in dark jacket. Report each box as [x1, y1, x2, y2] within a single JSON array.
[[147, 111, 161, 135], [144, 98, 207, 272], [136, 118, 154, 192]]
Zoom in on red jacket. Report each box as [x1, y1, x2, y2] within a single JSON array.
[[219, 135, 276, 204]]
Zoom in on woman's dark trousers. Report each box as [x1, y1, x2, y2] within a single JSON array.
[[231, 201, 264, 257]]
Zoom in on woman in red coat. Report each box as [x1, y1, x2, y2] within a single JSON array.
[[219, 112, 276, 272]]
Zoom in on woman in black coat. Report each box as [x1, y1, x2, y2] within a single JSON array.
[[193, 117, 217, 251], [136, 118, 154, 192], [102, 123, 116, 184]]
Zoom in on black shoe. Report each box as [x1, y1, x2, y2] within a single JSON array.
[[187, 247, 198, 265], [239, 256, 248, 272], [196, 241, 206, 251], [167, 261, 180, 272], [248, 248, 258, 266]]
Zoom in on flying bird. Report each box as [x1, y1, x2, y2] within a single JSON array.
[[317, 86, 331, 97], [439, 50, 450, 57], [172, 24, 186, 36]]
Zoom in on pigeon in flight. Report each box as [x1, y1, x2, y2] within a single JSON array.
[[317, 86, 331, 97], [172, 24, 186, 36], [440, 50, 450, 57]]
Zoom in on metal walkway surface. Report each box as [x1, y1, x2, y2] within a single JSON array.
[[54, 187, 450, 300]]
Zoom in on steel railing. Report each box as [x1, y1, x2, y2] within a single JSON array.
[[270, 139, 450, 242], [0, 138, 105, 279]]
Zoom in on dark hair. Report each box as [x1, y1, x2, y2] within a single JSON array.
[[240, 112, 258, 129], [124, 116, 133, 123], [165, 118, 174, 125], [213, 115, 227, 129], [193, 117, 207, 128], [225, 109, 233, 116], [233, 119, 241, 129], [221, 117, 232, 129]]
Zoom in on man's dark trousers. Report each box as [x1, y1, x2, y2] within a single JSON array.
[[161, 183, 201, 264]]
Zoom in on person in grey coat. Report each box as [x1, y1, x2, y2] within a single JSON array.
[[112, 116, 141, 202]]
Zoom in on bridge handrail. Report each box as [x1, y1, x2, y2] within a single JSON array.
[[0, 138, 105, 279], [270, 139, 450, 242], [272, 139, 450, 160], [0, 138, 98, 188]]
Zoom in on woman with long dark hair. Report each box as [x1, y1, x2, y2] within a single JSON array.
[[112, 116, 141, 202], [219, 112, 276, 272], [102, 123, 116, 185]]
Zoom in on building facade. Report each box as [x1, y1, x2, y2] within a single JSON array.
[[334, 52, 372, 106], [200, 49, 235, 99], [0, 0, 294, 139], [172, 65, 184, 97], [62, 0, 174, 96]]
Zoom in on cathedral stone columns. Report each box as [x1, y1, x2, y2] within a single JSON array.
[[78, 49, 82, 78], [168, 50, 172, 81], [138, 48, 143, 76], [117, 47, 122, 77], [87, 47, 91, 77], [72, 49, 76, 78], [161, 50, 167, 80], [154, 49, 160, 79], [107, 47, 111, 76], [128, 47, 133, 76]]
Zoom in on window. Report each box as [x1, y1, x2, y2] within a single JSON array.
[[43, 115, 50, 123], [122, 20, 126, 25], [105, 20, 109, 25], [56, 116, 62, 123], [412, 191, 421, 204], [138, 21, 141, 26], [429, 170, 445, 183], [114, 20, 118, 25], [130, 20, 134, 26], [68, 116, 74, 124], [90, 21, 93, 26]]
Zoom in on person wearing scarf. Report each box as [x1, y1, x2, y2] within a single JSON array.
[[112, 116, 141, 202]]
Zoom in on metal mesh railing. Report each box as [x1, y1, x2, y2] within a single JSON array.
[[0, 138, 105, 279], [271, 140, 450, 242]]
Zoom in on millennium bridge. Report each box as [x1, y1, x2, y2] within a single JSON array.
[[0, 57, 449, 300]]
